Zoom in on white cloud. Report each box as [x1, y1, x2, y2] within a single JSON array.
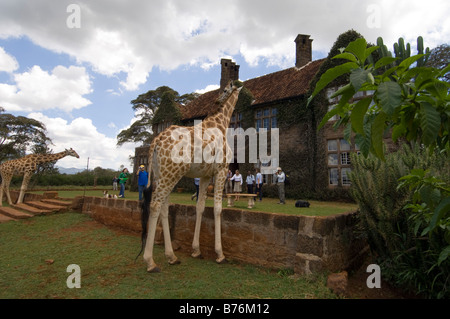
[[0, 0, 448, 93], [195, 84, 220, 94], [27, 112, 136, 170], [0, 47, 18, 73], [0, 65, 92, 112]]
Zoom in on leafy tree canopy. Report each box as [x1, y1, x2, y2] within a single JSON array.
[[427, 44, 450, 82], [116, 87, 198, 146], [0, 107, 52, 163]]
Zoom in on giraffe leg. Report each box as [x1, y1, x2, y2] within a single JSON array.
[[191, 177, 210, 258], [0, 181, 4, 207], [3, 175, 14, 206], [160, 196, 180, 265], [17, 172, 32, 204], [213, 169, 227, 264], [143, 200, 162, 273]]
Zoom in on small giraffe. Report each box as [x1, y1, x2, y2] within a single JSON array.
[[140, 81, 242, 272], [0, 148, 80, 206]]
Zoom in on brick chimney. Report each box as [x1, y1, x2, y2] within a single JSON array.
[[220, 58, 240, 90], [294, 34, 313, 68]]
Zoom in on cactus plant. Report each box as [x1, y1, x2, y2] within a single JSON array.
[[377, 36, 430, 67]]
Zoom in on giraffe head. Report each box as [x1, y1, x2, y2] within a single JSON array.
[[65, 148, 80, 158], [215, 80, 242, 105]]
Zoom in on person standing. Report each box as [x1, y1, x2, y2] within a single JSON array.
[[118, 168, 130, 198], [225, 169, 233, 194], [246, 170, 255, 194], [274, 167, 285, 204], [230, 169, 243, 201], [112, 176, 119, 191], [136, 165, 149, 201], [255, 168, 263, 201], [191, 177, 200, 201]]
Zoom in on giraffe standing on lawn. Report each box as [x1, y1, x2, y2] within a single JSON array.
[[0, 148, 80, 206], [140, 81, 242, 273]]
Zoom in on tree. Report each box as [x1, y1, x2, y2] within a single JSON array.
[[0, 107, 52, 162], [427, 44, 450, 82], [116, 86, 199, 146]]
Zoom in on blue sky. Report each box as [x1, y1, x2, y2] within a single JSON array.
[[0, 0, 449, 170]]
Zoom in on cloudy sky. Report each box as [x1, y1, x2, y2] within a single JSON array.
[[0, 0, 449, 170]]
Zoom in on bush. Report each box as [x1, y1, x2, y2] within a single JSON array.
[[350, 144, 449, 298]]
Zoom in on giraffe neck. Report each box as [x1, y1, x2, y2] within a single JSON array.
[[204, 89, 240, 131], [35, 151, 68, 164]]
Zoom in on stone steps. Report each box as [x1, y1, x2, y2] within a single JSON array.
[[0, 206, 33, 220], [25, 201, 67, 212], [0, 194, 74, 223], [41, 199, 72, 207], [13, 203, 52, 215], [0, 213, 17, 223]]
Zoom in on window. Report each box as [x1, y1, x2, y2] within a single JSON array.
[[328, 140, 338, 151], [340, 152, 351, 165], [256, 119, 262, 131], [328, 154, 338, 165], [341, 168, 352, 186], [340, 139, 351, 151], [271, 117, 277, 129], [255, 107, 277, 132], [327, 139, 357, 187], [229, 112, 242, 129], [329, 168, 339, 186]]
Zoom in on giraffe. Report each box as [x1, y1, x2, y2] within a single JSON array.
[[0, 148, 80, 206], [139, 81, 242, 273]]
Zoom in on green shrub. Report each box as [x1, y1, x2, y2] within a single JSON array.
[[350, 144, 449, 298]]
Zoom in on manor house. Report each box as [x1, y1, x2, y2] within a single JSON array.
[[134, 34, 376, 200]]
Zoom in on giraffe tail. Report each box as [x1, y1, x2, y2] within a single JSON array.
[[135, 185, 153, 262], [135, 137, 157, 262]]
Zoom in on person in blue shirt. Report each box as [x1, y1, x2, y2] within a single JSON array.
[[136, 165, 149, 201], [191, 177, 200, 202]]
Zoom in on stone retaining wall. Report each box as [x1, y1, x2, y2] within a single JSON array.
[[7, 191, 366, 274], [80, 196, 367, 274]]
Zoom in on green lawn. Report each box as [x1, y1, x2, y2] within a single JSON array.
[[0, 212, 336, 299], [29, 189, 357, 217]]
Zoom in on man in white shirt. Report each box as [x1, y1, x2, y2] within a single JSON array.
[[255, 168, 263, 201], [274, 167, 285, 204], [246, 170, 255, 194]]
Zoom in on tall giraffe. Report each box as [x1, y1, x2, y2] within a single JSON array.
[[139, 81, 242, 273], [0, 148, 80, 206]]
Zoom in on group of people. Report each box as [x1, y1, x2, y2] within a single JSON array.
[[115, 165, 287, 205], [190, 167, 286, 204], [225, 167, 286, 204], [112, 165, 148, 200]]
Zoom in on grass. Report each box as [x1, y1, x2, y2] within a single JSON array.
[[0, 212, 336, 299], [28, 189, 357, 217]]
